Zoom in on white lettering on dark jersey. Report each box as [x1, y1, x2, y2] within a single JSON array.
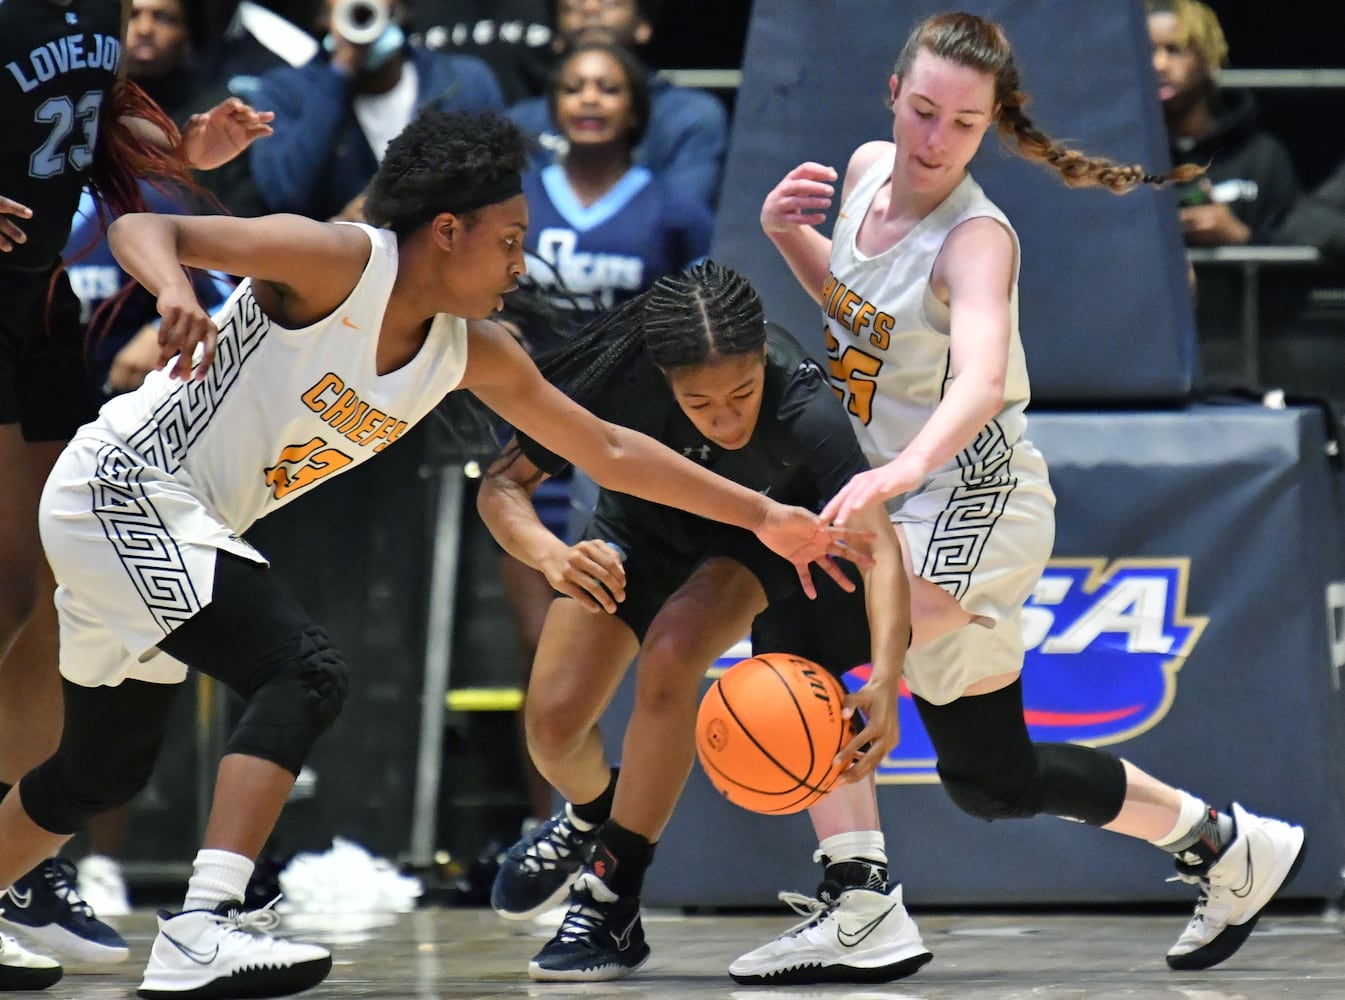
[[6, 34, 120, 93], [66, 265, 125, 324], [534, 229, 644, 310]]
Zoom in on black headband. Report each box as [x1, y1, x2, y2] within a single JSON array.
[[442, 171, 524, 214]]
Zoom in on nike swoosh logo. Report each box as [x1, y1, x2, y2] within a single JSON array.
[[163, 932, 220, 966], [837, 904, 895, 948], [341, 316, 359, 329], [5, 887, 32, 909], [1230, 842, 1254, 898], [609, 913, 640, 950]]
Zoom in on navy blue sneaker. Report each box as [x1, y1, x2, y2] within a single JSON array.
[[492, 806, 598, 920], [527, 871, 650, 982], [0, 858, 129, 964]]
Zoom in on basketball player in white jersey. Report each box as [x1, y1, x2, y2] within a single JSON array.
[[737, 11, 1306, 983], [0, 108, 861, 999]]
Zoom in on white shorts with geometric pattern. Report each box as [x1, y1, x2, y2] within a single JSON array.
[[38, 435, 265, 688], [892, 439, 1055, 705]]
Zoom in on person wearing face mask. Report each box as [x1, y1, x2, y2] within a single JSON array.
[[248, 0, 505, 222]]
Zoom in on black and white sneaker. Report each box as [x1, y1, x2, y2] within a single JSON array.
[[730, 883, 931, 985], [1166, 802, 1307, 970], [0, 858, 128, 964], [0, 931, 61, 991], [137, 898, 331, 998], [527, 871, 649, 982], [491, 804, 598, 920]]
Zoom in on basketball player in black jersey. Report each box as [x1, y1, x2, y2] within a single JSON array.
[[479, 261, 932, 983], [0, 0, 272, 984]]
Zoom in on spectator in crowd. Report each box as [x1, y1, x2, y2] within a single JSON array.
[[508, 0, 728, 210], [1147, 0, 1301, 246], [407, 0, 556, 104], [124, 0, 277, 217], [249, 0, 505, 221], [523, 41, 712, 320], [125, 0, 200, 121]]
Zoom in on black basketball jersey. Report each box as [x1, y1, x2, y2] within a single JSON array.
[[518, 323, 869, 554], [1, 0, 122, 273]]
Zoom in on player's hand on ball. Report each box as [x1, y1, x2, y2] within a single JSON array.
[[835, 675, 900, 783]]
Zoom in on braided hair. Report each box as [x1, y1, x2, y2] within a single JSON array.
[[491, 260, 766, 479], [892, 12, 1204, 193], [535, 258, 765, 397]]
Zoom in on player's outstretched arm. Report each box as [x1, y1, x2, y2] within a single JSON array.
[[464, 320, 871, 595]]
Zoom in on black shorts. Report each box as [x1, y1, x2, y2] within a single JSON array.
[[580, 513, 804, 642], [751, 558, 872, 682], [0, 265, 102, 441]]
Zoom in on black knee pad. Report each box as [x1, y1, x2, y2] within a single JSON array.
[[1032, 742, 1127, 826], [917, 682, 1127, 827], [938, 742, 1126, 826], [20, 679, 178, 835], [224, 624, 349, 775], [938, 766, 1037, 822]]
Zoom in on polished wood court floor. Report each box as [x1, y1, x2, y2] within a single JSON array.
[[44, 901, 1345, 999]]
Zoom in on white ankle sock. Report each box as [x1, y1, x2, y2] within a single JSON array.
[[1151, 790, 1210, 848], [818, 830, 887, 866], [182, 849, 255, 912]]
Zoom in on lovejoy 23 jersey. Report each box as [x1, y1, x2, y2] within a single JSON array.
[[1, 0, 122, 272]]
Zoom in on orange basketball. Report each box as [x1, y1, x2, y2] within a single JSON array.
[[695, 652, 856, 815]]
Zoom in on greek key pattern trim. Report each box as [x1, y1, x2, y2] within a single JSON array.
[[921, 423, 1016, 599], [126, 291, 270, 474], [90, 444, 203, 637]]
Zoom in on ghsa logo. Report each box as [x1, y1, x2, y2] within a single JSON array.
[[843, 558, 1208, 782]]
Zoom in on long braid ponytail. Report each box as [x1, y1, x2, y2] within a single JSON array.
[[894, 12, 1203, 194], [490, 260, 768, 478]]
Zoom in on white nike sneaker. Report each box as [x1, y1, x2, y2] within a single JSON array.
[[137, 898, 332, 998], [1166, 802, 1307, 970], [729, 884, 932, 985], [77, 855, 131, 918], [0, 931, 62, 991]]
